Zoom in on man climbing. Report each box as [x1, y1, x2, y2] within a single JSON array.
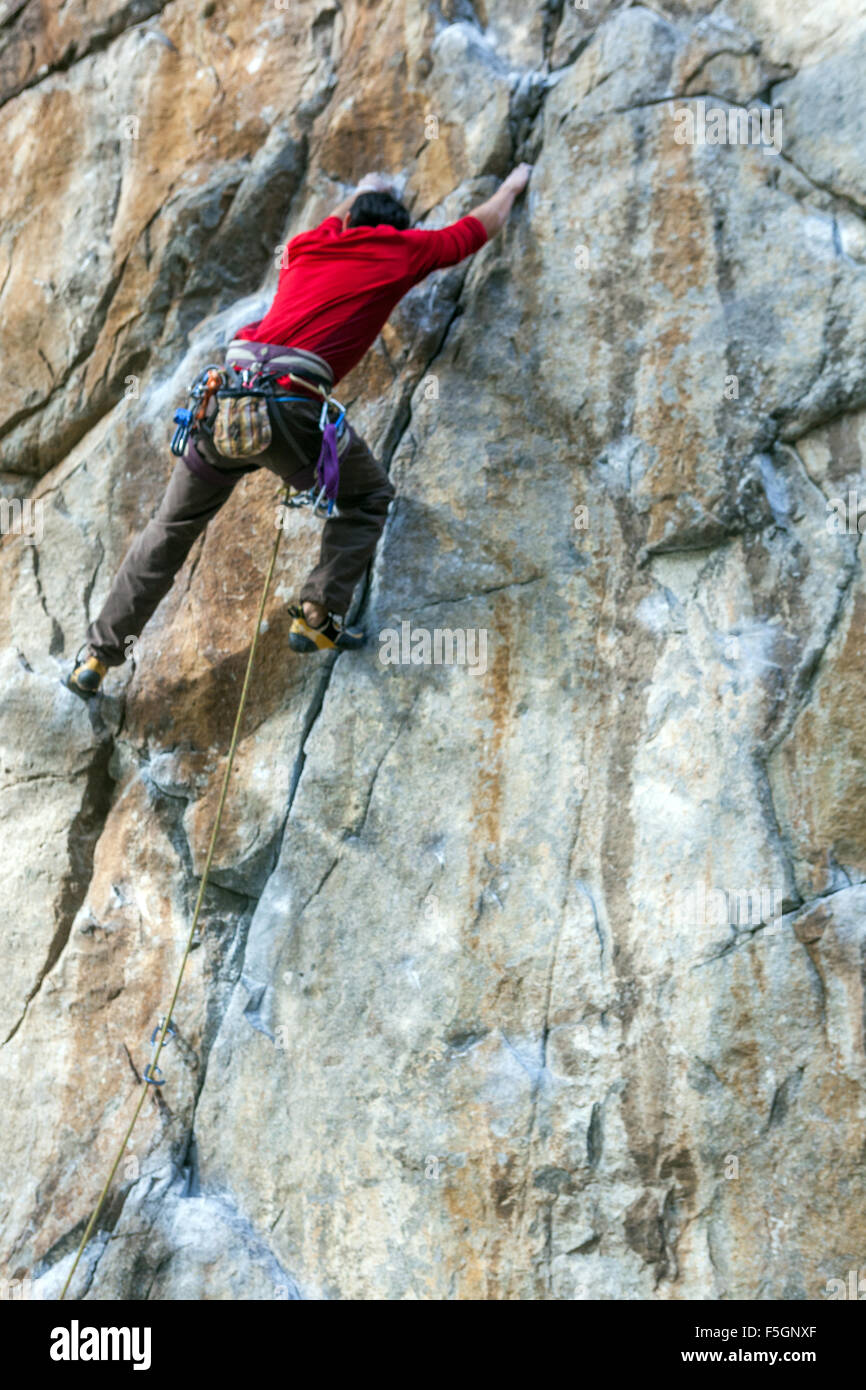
[[66, 163, 533, 699]]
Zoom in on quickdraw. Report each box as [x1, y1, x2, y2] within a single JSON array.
[[170, 364, 224, 457], [143, 1017, 177, 1086]]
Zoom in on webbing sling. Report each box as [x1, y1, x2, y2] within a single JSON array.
[[59, 488, 290, 1301]]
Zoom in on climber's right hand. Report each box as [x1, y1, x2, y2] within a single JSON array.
[[469, 164, 534, 236]]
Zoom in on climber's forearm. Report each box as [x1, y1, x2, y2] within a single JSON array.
[[470, 163, 533, 238], [329, 190, 360, 222], [470, 185, 518, 238]]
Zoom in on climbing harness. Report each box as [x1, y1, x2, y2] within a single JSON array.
[[59, 489, 290, 1302], [171, 359, 349, 517]]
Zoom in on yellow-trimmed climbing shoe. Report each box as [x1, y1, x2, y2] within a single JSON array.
[[64, 651, 108, 700], [288, 605, 365, 653]]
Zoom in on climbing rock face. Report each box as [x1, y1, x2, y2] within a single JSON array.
[[1, 0, 865, 1302]]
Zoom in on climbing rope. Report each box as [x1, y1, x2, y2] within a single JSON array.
[[59, 488, 289, 1301]]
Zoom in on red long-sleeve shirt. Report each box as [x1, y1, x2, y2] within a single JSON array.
[[237, 213, 487, 386]]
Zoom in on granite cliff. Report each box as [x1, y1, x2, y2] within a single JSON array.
[[2, 0, 866, 1299]]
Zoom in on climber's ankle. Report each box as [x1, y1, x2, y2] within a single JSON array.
[[302, 601, 328, 630]]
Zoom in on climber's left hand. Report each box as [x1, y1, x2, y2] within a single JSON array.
[[357, 172, 395, 195]]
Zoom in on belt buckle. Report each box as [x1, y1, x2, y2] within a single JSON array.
[[283, 489, 312, 510]]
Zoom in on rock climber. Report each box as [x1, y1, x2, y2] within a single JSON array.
[[65, 163, 533, 699]]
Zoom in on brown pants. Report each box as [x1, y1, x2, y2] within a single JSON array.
[[86, 398, 394, 666]]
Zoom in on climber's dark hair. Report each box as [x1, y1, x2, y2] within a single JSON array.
[[347, 190, 411, 231]]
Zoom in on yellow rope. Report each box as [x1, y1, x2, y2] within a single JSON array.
[[60, 491, 288, 1300]]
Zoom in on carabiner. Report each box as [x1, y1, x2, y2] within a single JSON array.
[[312, 485, 332, 517], [150, 1019, 177, 1048]]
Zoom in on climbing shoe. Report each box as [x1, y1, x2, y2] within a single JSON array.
[[64, 649, 108, 700], [288, 605, 365, 653]]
